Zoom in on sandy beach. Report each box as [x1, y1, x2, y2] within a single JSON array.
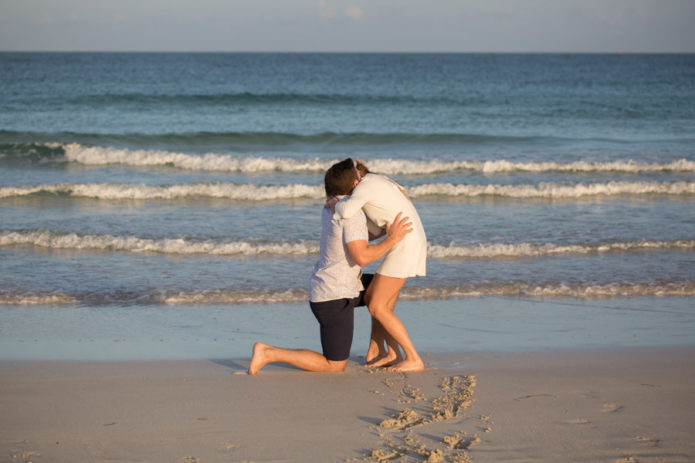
[[2, 347, 693, 463]]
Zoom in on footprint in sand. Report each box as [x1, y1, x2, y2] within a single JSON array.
[[565, 418, 592, 425], [443, 432, 481, 450], [635, 436, 660, 447], [10, 450, 41, 462], [513, 393, 556, 401], [602, 403, 624, 413], [362, 375, 477, 462]]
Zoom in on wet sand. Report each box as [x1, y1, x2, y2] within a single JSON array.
[[1, 347, 694, 462]]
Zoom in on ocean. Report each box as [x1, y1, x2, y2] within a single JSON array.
[[1, 53, 694, 360]]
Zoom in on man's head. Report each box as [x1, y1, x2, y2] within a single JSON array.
[[324, 158, 359, 198]]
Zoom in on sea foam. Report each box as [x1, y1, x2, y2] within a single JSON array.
[[0, 183, 324, 200], [3, 230, 694, 259], [407, 181, 695, 199], [398, 282, 695, 299], [427, 240, 695, 258], [0, 230, 319, 256], [2, 181, 694, 201], [4, 282, 693, 306], [47, 143, 695, 175]]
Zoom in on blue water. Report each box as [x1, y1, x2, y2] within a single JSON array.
[[1, 53, 694, 359]]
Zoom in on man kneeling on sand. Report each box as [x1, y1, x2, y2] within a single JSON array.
[[248, 159, 412, 374]]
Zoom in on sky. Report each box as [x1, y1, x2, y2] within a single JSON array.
[[1, 0, 694, 52]]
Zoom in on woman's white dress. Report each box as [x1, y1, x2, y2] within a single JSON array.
[[334, 173, 427, 278]]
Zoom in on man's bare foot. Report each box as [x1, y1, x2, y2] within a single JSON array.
[[248, 342, 268, 375], [388, 358, 425, 372]]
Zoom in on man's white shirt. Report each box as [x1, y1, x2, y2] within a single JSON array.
[[309, 197, 368, 303]]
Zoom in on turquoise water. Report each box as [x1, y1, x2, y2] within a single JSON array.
[[1, 53, 694, 358], [1, 298, 693, 361]]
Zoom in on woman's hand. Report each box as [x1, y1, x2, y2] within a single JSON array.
[[385, 212, 413, 244], [324, 196, 339, 212]]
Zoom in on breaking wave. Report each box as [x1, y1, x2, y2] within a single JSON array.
[[0, 230, 319, 256], [3, 180, 695, 201], [398, 282, 695, 299], [3, 142, 695, 175], [427, 240, 695, 258], [3, 282, 694, 306], [2, 230, 694, 259], [0, 183, 324, 201], [407, 181, 695, 199], [60, 143, 695, 174]]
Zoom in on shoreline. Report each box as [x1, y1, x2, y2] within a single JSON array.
[[2, 296, 694, 362], [2, 346, 694, 462]]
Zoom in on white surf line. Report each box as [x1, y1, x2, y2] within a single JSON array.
[[3, 181, 695, 201], [0, 230, 319, 256], [3, 230, 693, 258], [48, 143, 695, 174], [3, 281, 694, 306]]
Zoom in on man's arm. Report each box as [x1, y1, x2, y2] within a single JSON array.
[[346, 212, 412, 267]]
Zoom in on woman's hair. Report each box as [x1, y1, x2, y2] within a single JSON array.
[[354, 158, 370, 177], [324, 158, 358, 197]]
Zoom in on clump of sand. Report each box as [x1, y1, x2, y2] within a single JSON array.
[[442, 432, 481, 450], [362, 375, 479, 462], [380, 408, 426, 430]]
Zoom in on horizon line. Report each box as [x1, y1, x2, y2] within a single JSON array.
[[1, 50, 693, 55]]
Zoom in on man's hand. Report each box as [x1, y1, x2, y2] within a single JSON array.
[[325, 196, 339, 212], [385, 212, 413, 244]]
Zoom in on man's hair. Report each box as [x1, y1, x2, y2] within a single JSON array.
[[324, 158, 358, 197]]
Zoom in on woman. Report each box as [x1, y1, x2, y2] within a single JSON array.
[[332, 158, 426, 372]]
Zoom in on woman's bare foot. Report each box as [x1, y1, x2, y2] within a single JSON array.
[[364, 350, 389, 367], [366, 350, 402, 368], [248, 342, 268, 375], [365, 343, 385, 365], [388, 358, 425, 372]]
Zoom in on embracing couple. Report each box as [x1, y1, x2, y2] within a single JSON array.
[[248, 158, 427, 374]]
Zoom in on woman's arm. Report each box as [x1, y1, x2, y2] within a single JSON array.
[[334, 181, 370, 219], [346, 212, 412, 267], [367, 218, 385, 241]]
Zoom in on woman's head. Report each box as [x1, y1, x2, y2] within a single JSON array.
[[354, 158, 370, 177], [324, 158, 359, 197]]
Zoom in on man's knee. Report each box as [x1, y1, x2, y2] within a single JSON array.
[[327, 359, 348, 372]]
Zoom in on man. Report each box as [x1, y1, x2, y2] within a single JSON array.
[[248, 159, 412, 374]]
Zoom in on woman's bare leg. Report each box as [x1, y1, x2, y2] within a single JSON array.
[[367, 293, 404, 368], [364, 281, 391, 365], [365, 282, 403, 367], [366, 274, 424, 372], [365, 317, 388, 365]]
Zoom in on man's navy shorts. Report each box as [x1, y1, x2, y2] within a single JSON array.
[[309, 273, 374, 361]]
